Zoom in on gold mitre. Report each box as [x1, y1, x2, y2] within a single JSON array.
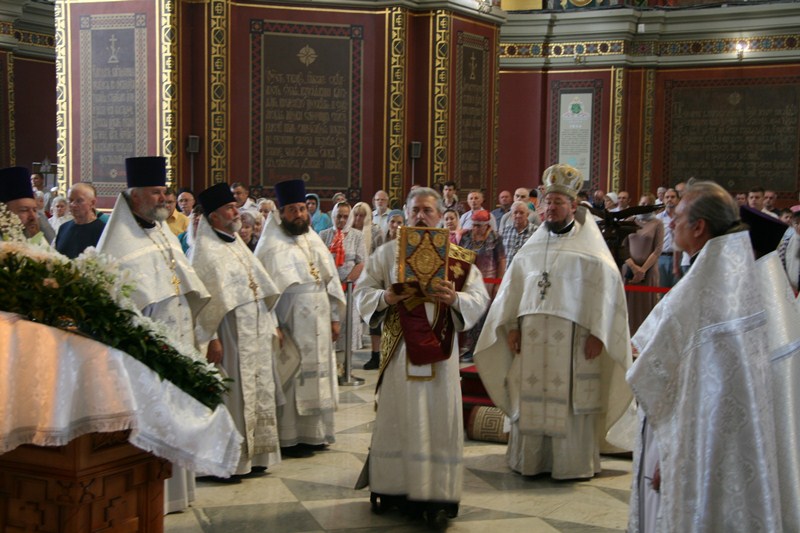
[[542, 163, 583, 200]]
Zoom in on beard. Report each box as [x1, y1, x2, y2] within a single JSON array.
[[281, 216, 310, 236], [227, 219, 243, 234], [544, 218, 571, 233], [148, 205, 169, 222]]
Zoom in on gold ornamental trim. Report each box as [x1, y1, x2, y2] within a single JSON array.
[[432, 10, 450, 186], [492, 25, 500, 204], [210, 0, 227, 184], [6, 55, 15, 166], [161, 0, 178, 185], [641, 68, 655, 193], [448, 242, 476, 265], [54, 0, 67, 194], [610, 66, 624, 193], [386, 6, 406, 208]]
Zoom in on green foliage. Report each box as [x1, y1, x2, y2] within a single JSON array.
[[0, 250, 227, 409]]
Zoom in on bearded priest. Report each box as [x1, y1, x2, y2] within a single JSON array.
[[475, 163, 632, 481], [190, 183, 282, 478]]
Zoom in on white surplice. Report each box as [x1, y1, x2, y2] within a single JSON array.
[[627, 232, 781, 533], [190, 218, 281, 475], [255, 215, 345, 446], [353, 240, 489, 503], [474, 207, 632, 479], [97, 193, 210, 514]]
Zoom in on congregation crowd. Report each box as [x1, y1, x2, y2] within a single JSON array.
[[1, 158, 799, 531]]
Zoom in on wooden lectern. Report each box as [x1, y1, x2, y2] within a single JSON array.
[[0, 431, 170, 532]]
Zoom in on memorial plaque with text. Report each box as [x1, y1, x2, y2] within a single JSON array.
[[251, 21, 362, 194], [665, 80, 800, 192], [79, 14, 148, 198], [456, 33, 489, 191]]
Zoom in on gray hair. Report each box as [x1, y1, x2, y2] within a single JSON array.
[[405, 187, 443, 214], [51, 195, 67, 206], [684, 180, 741, 238], [240, 211, 256, 226], [510, 200, 530, 212]]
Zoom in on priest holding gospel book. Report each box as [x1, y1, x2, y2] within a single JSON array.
[[353, 187, 489, 527]]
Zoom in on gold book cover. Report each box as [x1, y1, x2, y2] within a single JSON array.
[[393, 226, 450, 301]]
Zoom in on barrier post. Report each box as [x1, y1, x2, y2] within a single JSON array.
[[339, 280, 365, 387]]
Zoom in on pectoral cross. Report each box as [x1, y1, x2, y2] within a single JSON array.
[[171, 273, 181, 295], [538, 271, 551, 300]]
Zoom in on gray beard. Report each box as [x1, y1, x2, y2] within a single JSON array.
[[228, 219, 243, 234], [151, 206, 169, 222]]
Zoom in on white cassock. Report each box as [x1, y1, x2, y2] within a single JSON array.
[[354, 240, 489, 504], [627, 232, 781, 533], [189, 217, 281, 475], [97, 193, 210, 514], [475, 207, 632, 479], [255, 215, 345, 446]]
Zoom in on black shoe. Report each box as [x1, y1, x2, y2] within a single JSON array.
[[280, 446, 314, 458], [250, 466, 268, 473], [363, 357, 380, 370], [196, 475, 241, 484]]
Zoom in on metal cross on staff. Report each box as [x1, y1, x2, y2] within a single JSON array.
[[538, 271, 551, 300]]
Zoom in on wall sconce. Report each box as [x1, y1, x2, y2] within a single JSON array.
[[736, 41, 749, 60], [574, 54, 586, 65]]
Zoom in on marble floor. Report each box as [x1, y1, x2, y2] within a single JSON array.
[[165, 349, 633, 533]]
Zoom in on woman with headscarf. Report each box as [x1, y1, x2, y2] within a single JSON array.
[[48, 196, 72, 233], [380, 209, 405, 246], [319, 201, 366, 354], [306, 193, 332, 233]]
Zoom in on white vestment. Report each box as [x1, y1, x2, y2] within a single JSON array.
[[757, 252, 800, 533], [353, 240, 489, 503], [474, 208, 632, 479], [189, 218, 281, 475], [255, 215, 345, 446], [627, 232, 781, 533], [97, 193, 210, 514]]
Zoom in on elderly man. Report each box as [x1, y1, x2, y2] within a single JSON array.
[[54, 182, 106, 258], [354, 187, 489, 526], [0, 166, 47, 244], [372, 189, 390, 232], [617, 191, 631, 211], [501, 200, 537, 265], [190, 183, 281, 478], [627, 181, 780, 532], [459, 190, 497, 231], [255, 179, 345, 456], [491, 190, 513, 223], [97, 156, 210, 513], [475, 163, 632, 480], [500, 187, 540, 231]]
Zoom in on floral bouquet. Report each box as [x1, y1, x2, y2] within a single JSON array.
[[0, 203, 227, 409]]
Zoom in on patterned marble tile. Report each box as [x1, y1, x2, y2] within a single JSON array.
[[337, 421, 375, 434], [194, 502, 323, 533], [282, 478, 365, 502], [593, 486, 631, 505], [541, 517, 625, 532]]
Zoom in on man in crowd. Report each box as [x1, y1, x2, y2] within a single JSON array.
[[501, 200, 537, 265], [97, 156, 210, 513], [499, 187, 540, 231], [491, 190, 513, 224], [655, 188, 679, 287], [442, 180, 463, 215], [475, 163, 631, 481], [372, 189, 390, 232], [626, 180, 780, 532], [655, 186, 666, 205], [165, 188, 189, 236], [764, 189, 780, 216], [354, 187, 489, 526], [459, 190, 497, 231], [0, 167, 46, 244], [231, 181, 258, 215], [255, 179, 345, 456], [617, 190, 631, 211], [592, 189, 606, 210], [54, 182, 105, 258], [190, 183, 282, 479]]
